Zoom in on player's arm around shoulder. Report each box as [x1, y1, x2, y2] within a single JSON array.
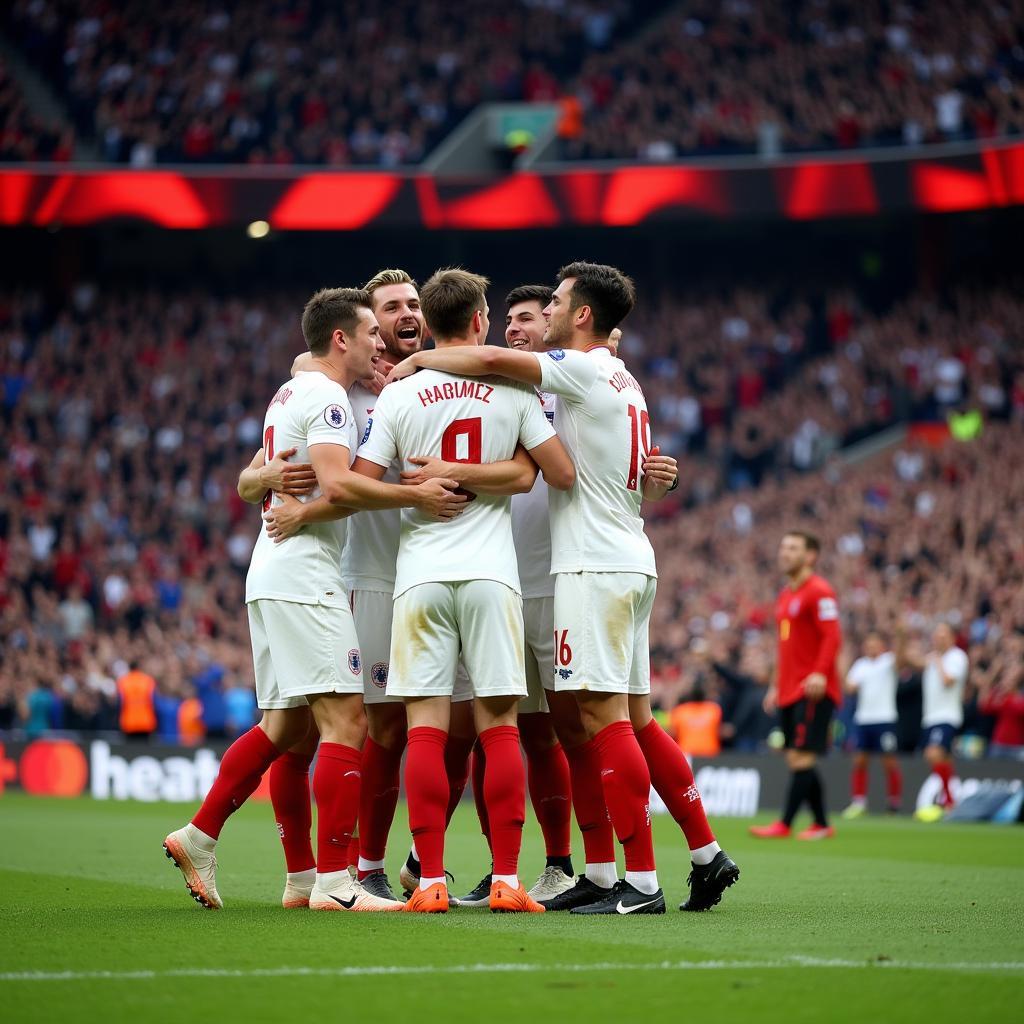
[[387, 345, 543, 387]]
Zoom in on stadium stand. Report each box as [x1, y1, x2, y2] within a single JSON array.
[[0, 57, 74, 161], [1, 279, 1021, 748], [3, 1, 1023, 165], [1, 0, 661, 165]]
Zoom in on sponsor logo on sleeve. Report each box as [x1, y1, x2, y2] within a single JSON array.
[[548, 349, 566, 361], [360, 417, 373, 444], [817, 597, 839, 620], [324, 404, 347, 428]]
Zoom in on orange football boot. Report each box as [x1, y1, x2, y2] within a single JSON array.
[[402, 882, 449, 913], [489, 881, 546, 913]]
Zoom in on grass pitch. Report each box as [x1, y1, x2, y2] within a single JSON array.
[[1, 793, 1021, 1023]]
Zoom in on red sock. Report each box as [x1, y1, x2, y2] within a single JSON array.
[[934, 762, 954, 807], [851, 764, 868, 800], [406, 726, 449, 879], [479, 725, 525, 876], [313, 743, 361, 873], [444, 730, 476, 825], [635, 719, 715, 851], [347, 833, 360, 871], [192, 726, 280, 839], [594, 721, 655, 873], [564, 739, 616, 864], [527, 741, 572, 858], [269, 749, 315, 872], [471, 742, 492, 850], [886, 764, 903, 805], [358, 736, 405, 872]]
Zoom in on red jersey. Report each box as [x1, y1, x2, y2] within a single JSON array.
[[980, 689, 1024, 747], [775, 573, 842, 707]]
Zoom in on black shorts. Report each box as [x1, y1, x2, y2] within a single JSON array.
[[780, 698, 835, 754]]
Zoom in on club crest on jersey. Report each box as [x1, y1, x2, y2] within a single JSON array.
[[789, 599, 801, 615], [347, 649, 361, 675], [557, 668, 573, 680], [324, 404, 347, 428], [370, 662, 388, 688], [548, 349, 566, 361], [361, 417, 373, 445]]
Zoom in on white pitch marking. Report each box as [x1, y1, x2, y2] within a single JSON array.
[[1, 958, 1023, 982]]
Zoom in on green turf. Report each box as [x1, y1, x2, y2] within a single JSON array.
[[0, 794, 1021, 1023]]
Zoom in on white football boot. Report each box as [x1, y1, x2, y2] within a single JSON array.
[[282, 868, 316, 909], [163, 824, 223, 910], [309, 872, 404, 912], [527, 866, 575, 903]]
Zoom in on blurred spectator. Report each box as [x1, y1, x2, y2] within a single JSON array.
[[668, 683, 722, 757], [225, 681, 258, 736], [178, 686, 206, 746], [116, 661, 157, 740], [977, 636, 1024, 759], [23, 680, 56, 738]]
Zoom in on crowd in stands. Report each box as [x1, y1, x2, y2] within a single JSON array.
[[1, 279, 1022, 753], [0, 58, 73, 161], [648, 425, 1024, 758], [564, 0, 1024, 160], [4, 0, 1024, 165], [2, 0, 651, 166]]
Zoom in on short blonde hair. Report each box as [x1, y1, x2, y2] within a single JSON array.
[[364, 268, 418, 300]]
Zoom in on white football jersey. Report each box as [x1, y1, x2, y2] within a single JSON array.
[[246, 370, 357, 606], [357, 368, 555, 598], [847, 652, 898, 724], [922, 646, 968, 728], [537, 346, 657, 577], [511, 391, 556, 599], [340, 382, 400, 593]]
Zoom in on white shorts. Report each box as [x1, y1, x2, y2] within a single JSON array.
[[521, 595, 554, 714], [247, 598, 364, 710], [351, 588, 473, 704], [387, 580, 526, 701], [552, 572, 656, 695]]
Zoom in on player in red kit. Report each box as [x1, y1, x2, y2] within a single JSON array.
[[751, 531, 842, 840]]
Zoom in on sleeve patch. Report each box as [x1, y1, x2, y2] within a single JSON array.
[[360, 417, 373, 445], [547, 349, 566, 361], [817, 597, 839, 621], [324, 404, 347, 428]]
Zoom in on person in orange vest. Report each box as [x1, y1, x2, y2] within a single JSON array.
[[669, 686, 722, 758], [117, 661, 158, 740], [556, 94, 584, 159], [178, 685, 206, 746]]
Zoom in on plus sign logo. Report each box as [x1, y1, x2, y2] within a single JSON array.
[[0, 744, 17, 795]]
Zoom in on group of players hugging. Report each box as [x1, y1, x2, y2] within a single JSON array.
[[163, 261, 741, 916]]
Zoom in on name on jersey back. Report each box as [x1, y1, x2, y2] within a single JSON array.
[[417, 380, 495, 407]]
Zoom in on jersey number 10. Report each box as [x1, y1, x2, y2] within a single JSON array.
[[626, 404, 651, 491]]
